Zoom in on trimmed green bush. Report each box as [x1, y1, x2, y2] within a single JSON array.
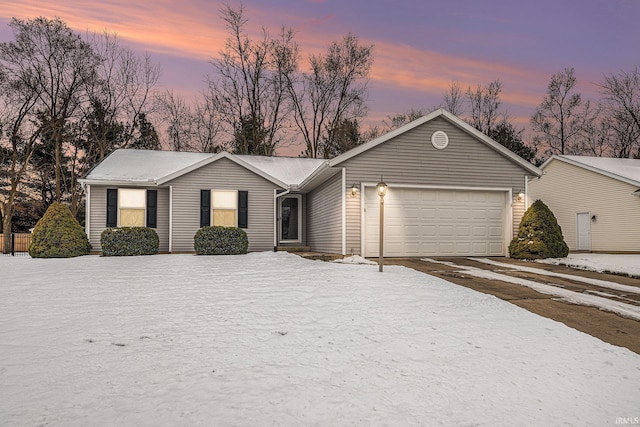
[[194, 226, 248, 255], [101, 227, 159, 256], [28, 202, 91, 258], [509, 199, 569, 259]]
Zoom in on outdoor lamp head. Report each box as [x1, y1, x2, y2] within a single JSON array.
[[376, 181, 387, 198]]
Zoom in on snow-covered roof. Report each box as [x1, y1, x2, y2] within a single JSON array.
[[545, 155, 640, 188], [83, 149, 212, 183], [80, 149, 328, 189], [235, 155, 327, 186]]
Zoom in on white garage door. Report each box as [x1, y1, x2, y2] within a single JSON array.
[[364, 187, 506, 257]]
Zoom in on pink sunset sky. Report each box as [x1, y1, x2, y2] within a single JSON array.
[[1, 0, 638, 154]]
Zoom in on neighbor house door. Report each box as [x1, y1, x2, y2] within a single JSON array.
[[576, 212, 591, 251], [279, 195, 301, 243]]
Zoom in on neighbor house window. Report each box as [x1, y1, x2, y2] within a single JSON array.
[[106, 188, 157, 228], [200, 190, 248, 228]]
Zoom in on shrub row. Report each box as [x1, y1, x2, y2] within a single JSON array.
[[101, 227, 159, 256]]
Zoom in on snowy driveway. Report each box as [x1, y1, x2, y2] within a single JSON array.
[[1, 252, 640, 426]]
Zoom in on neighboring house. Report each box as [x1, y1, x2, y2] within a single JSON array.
[[528, 155, 640, 253], [79, 109, 541, 257]]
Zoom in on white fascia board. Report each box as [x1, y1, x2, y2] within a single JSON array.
[[77, 178, 158, 187], [297, 161, 331, 191], [157, 151, 288, 189], [550, 155, 640, 188]]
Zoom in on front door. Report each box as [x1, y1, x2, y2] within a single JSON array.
[[280, 196, 301, 243], [576, 212, 591, 251]]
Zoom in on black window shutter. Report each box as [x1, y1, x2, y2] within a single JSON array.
[[238, 191, 248, 228], [106, 189, 118, 227], [200, 190, 210, 227], [146, 190, 157, 228]]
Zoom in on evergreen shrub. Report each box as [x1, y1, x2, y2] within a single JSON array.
[[194, 226, 248, 255], [28, 202, 91, 258], [101, 227, 159, 256], [509, 199, 569, 259]]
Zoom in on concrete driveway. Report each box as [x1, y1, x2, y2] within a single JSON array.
[[386, 257, 640, 355]]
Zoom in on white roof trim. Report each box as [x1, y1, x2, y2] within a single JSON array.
[[329, 108, 542, 177], [541, 155, 640, 188]]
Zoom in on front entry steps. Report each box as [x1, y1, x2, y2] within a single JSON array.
[[276, 246, 311, 252]]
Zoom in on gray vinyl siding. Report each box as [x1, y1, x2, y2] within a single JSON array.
[[307, 171, 343, 253], [529, 159, 640, 252], [87, 185, 169, 252], [166, 157, 283, 252], [340, 117, 531, 254], [512, 197, 526, 238]]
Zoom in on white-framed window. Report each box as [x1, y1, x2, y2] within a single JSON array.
[[212, 190, 238, 227], [119, 188, 146, 227]]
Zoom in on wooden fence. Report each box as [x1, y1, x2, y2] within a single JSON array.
[[0, 233, 31, 255]]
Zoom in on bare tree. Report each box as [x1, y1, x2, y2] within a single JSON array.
[[0, 71, 41, 250], [0, 18, 101, 202], [156, 90, 196, 152], [382, 108, 428, 131], [287, 33, 373, 158], [530, 68, 588, 157], [83, 31, 160, 160], [599, 66, 640, 158], [466, 80, 503, 135], [442, 81, 465, 116], [208, 5, 296, 155]]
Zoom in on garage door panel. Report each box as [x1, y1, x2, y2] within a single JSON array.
[[365, 187, 506, 257]]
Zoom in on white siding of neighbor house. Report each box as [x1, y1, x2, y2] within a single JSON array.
[[306, 171, 343, 254], [337, 117, 531, 255], [87, 186, 170, 253], [166, 157, 283, 252], [528, 159, 640, 252]]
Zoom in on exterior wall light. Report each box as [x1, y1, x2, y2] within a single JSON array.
[[351, 184, 358, 197], [516, 191, 525, 201], [376, 178, 387, 272]]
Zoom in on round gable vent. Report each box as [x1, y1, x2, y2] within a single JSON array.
[[431, 131, 449, 150]]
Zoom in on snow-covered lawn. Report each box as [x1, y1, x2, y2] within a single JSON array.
[[539, 253, 640, 277], [1, 252, 639, 426]]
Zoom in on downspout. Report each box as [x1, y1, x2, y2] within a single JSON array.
[[341, 168, 346, 255], [169, 185, 173, 253], [273, 187, 291, 251], [85, 184, 90, 240], [524, 175, 529, 209]]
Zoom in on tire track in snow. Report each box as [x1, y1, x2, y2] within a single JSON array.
[[422, 258, 640, 322]]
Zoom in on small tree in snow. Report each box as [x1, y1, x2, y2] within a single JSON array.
[[509, 200, 569, 259]]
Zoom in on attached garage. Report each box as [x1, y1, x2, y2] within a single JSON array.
[[363, 186, 509, 257]]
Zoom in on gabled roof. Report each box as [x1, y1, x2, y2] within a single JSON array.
[[80, 149, 328, 189], [329, 108, 542, 176], [541, 155, 640, 188]]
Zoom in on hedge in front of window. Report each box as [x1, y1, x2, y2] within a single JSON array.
[[101, 227, 159, 256], [194, 226, 248, 255]]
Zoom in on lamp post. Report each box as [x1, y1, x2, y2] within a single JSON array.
[[376, 178, 387, 272]]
